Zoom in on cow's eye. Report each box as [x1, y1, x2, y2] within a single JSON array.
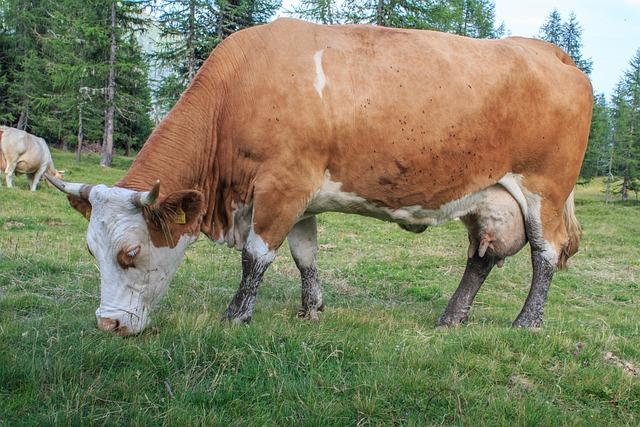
[[117, 245, 141, 269], [126, 246, 140, 258]]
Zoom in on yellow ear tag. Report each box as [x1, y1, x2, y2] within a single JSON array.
[[85, 207, 92, 220], [175, 206, 186, 224]]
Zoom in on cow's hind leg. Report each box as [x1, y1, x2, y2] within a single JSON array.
[[438, 252, 495, 327], [512, 249, 555, 328], [440, 187, 528, 327], [26, 173, 35, 191], [30, 163, 48, 191], [288, 216, 324, 321], [513, 195, 566, 329]]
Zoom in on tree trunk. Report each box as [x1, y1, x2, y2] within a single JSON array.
[[463, 0, 470, 36], [101, 0, 117, 168], [124, 135, 130, 157], [326, 0, 333, 24], [217, 5, 224, 41], [622, 174, 629, 202], [61, 124, 68, 151], [605, 140, 615, 204], [16, 106, 28, 130], [187, 0, 195, 82], [376, 0, 385, 26], [76, 104, 83, 162]]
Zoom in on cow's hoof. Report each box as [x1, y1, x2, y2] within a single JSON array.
[[398, 223, 428, 233]]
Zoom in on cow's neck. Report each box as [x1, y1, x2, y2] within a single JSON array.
[[117, 78, 221, 200], [118, 55, 240, 243]]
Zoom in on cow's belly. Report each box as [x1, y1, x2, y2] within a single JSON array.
[[16, 159, 39, 174], [305, 171, 509, 226]]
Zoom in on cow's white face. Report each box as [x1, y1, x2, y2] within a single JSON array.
[[46, 175, 204, 336], [86, 185, 195, 335]]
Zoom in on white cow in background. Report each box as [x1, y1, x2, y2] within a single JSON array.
[[0, 126, 64, 191]]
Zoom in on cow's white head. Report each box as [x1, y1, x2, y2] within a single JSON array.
[[47, 175, 204, 336]]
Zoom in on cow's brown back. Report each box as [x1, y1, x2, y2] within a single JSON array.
[[215, 19, 592, 211]]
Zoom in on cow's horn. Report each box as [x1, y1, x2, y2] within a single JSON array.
[[45, 174, 93, 200], [133, 180, 160, 208]]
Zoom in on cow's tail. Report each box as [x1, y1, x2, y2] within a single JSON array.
[[558, 190, 581, 270]]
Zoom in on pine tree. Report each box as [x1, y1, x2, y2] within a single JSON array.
[[100, 0, 151, 167], [562, 12, 592, 75], [310, 0, 502, 36], [0, 16, 17, 123], [115, 33, 154, 156], [1, 0, 49, 130], [610, 80, 638, 201], [154, 0, 215, 90], [292, 0, 342, 24], [153, 0, 281, 117], [581, 93, 610, 179], [340, 0, 452, 29], [539, 10, 592, 75], [0, 0, 153, 164], [618, 49, 640, 200], [37, 0, 109, 153], [539, 9, 562, 46], [445, 0, 505, 38]]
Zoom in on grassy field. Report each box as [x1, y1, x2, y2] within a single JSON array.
[[1, 149, 638, 425]]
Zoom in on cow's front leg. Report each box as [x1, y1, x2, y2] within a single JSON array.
[[221, 237, 275, 324], [221, 179, 316, 324], [438, 252, 495, 327], [4, 158, 18, 188], [288, 216, 324, 321]]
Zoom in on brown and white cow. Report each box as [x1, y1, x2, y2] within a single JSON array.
[[47, 19, 592, 335], [1, 126, 64, 191]]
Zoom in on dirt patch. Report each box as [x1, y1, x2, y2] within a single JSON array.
[[319, 244, 337, 250], [328, 274, 366, 297], [604, 352, 638, 376], [45, 219, 68, 227], [80, 142, 103, 154], [3, 221, 25, 230], [508, 374, 536, 391]]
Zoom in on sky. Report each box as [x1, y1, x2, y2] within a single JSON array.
[[279, 0, 640, 98]]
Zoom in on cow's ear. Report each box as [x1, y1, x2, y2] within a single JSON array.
[[68, 195, 92, 221], [143, 190, 204, 247]]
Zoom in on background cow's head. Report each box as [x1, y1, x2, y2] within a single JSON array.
[[47, 175, 204, 336]]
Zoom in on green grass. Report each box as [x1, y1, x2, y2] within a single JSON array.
[[1, 149, 639, 425]]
